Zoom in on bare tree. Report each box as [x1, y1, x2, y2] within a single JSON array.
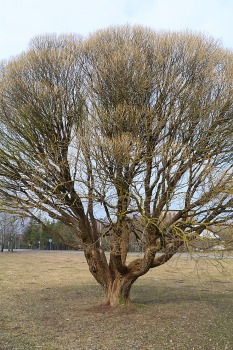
[[0, 27, 232, 305], [0, 212, 19, 252]]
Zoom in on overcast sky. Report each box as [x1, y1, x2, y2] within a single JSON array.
[[1, 0, 233, 60]]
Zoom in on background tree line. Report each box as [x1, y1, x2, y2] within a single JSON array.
[[20, 219, 76, 250]]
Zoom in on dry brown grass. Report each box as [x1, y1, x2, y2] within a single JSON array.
[[0, 251, 233, 350]]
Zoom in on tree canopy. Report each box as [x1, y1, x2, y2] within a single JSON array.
[[0, 26, 232, 305]]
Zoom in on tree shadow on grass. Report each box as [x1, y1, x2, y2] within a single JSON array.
[[131, 281, 233, 308]]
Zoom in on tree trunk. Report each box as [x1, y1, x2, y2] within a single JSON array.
[[84, 247, 139, 307], [105, 274, 137, 306]]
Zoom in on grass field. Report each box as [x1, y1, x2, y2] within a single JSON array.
[[0, 251, 233, 350]]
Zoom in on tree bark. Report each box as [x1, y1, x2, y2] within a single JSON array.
[[84, 247, 138, 306], [84, 242, 182, 307], [105, 274, 138, 306]]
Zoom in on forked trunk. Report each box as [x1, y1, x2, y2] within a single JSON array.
[[84, 247, 138, 306]]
